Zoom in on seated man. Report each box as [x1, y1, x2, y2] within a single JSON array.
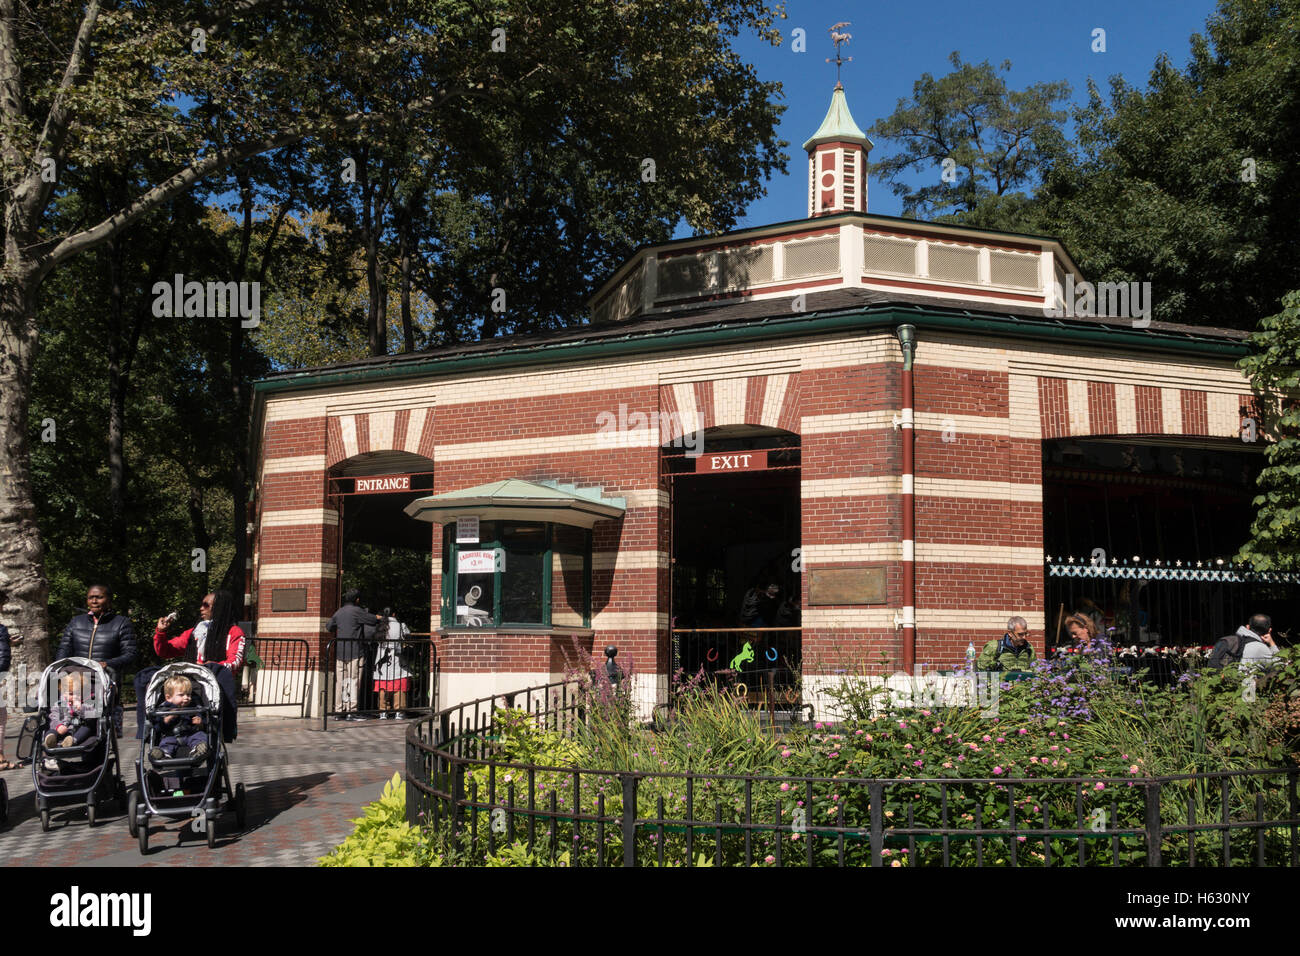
[[977, 616, 1036, 673]]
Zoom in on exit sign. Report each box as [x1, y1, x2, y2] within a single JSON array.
[[695, 451, 768, 473]]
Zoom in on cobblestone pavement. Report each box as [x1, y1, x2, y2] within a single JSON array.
[[0, 715, 408, 867]]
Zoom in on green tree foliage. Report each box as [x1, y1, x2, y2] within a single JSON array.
[[1237, 291, 1300, 570], [867, 52, 1071, 229], [1037, 0, 1300, 328], [1, 0, 789, 669]]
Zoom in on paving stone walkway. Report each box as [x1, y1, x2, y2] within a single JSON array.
[[0, 715, 408, 866]]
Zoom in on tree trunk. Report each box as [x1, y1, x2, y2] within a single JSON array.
[[105, 240, 129, 599], [0, 264, 52, 679]]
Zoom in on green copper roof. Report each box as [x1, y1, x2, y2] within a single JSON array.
[[404, 478, 626, 528], [802, 83, 872, 151]]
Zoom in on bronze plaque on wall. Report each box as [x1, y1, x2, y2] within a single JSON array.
[[808, 567, 886, 606], [270, 586, 308, 612]]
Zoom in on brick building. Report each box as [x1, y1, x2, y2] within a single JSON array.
[[248, 83, 1271, 716]]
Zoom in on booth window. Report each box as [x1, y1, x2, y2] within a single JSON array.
[[442, 521, 591, 629]]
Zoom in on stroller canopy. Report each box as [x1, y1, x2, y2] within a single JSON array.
[[37, 657, 113, 715], [144, 662, 223, 713]]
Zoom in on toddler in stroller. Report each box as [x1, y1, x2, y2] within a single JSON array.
[[32, 658, 126, 829], [148, 675, 210, 762], [130, 662, 245, 851]]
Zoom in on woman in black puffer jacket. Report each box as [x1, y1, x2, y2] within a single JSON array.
[[55, 583, 137, 679]]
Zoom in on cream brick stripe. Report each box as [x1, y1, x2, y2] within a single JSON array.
[[713, 377, 747, 426], [404, 406, 429, 454], [760, 374, 790, 428], [339, 415, 359, 459], [259, 562, 337, 580], [1115, 383, 1137, 435], [805, 609, 1046, 629], [369, 410, 396, 451], [254, 618, 331, 635], [261, 509, 339, 527], [803, 477, 1041, 502], [260, 339, 890, 423], [590, 612, 667, 631], [262, 455, 326, 474], [1066, 378, 1090, 436], [552, 551, 668, 571], [1206, 392, 1239, 438], [804, 544, 1043, 565], [1161, 387, 1183, 435]]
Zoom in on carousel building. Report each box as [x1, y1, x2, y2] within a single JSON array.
[[247, 83, 1281, 716]]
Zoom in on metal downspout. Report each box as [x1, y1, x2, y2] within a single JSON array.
[[895, 325, 917, 675]]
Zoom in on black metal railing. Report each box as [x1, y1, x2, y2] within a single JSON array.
[[405, 679, 1300, 867], [235, 637, 314, 717], [324, 635, 438, 727]]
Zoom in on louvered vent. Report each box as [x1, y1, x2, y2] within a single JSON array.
[[928, 243, 980, 284]]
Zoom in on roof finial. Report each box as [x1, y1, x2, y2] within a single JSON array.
[[827, 22, 852, 87]]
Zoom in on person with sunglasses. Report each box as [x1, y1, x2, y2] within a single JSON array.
[[134, 590, 246, 741]]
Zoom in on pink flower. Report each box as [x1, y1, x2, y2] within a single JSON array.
[[881, 849, 892, 857], [780, 749, 791, 758], [780, 782, 790, 792], [995, 737, 1005, 743], [1049, 745, 1059, 751], [982, 735, 991, 742], [828, 752, 839, 758], [1029, 756, 1038, 763], [864, 735, 873, 742], [891, 860, 902, 867], [1017, 728, 1027, 735], [942, 761, 953, 769], [898, 721, 908, 730], [815, 722, 824, 730], [913, 759, 923, 767], [764, 855, 775, 864], [1094, 782, 1105, 791], [903, 743, 913, 750], [1128, 765, 1139, 774], [992, 766, 1004, 775], [854, 729, 864, 736]]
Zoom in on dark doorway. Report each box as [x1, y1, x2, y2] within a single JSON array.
[[666, 430, 801, 703]]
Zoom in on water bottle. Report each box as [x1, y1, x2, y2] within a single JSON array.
[[965, 641, 976, 669]]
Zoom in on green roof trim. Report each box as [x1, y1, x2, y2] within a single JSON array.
[[802, 85, 873, 151], [253, 306, 1247, 402]]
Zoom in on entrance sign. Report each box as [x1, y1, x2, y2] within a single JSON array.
[[456, 516, 480, 543], [695, 450, 769, 473], [354, 474, 411, 493], [458, 549, 504, 573]]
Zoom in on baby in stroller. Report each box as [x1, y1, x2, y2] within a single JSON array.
[[44, 673, 95, 750], [149, 675, 209, 762]]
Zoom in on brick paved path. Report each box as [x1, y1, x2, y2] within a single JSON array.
[[0, 716, 407, 866]]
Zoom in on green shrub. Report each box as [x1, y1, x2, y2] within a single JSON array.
[[319, 773, 441, 867]]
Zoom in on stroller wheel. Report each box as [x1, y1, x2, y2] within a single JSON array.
[[127, 789, 139, 838], [206, 816, 216, 849], [0, 779, 8, 825], [39, 808, 51, 832], [138, 820, 149, 854], [234, 782, 247, 829], [86, 803, 96, 827]]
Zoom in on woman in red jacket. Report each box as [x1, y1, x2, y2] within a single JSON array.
[[135, 590, 244, 742]]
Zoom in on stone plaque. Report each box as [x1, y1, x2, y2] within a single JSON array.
[[270, 586, 308, 612], [808, 567, 886, 606]]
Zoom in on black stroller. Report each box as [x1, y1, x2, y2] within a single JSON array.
[[128, 661, 245, 851], [31, 657, 127, 829]]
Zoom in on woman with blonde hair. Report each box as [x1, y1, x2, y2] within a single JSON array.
[[1063, 612, 1099, 649]]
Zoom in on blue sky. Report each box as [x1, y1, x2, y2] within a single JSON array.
[[729, 0, 1222, 227]]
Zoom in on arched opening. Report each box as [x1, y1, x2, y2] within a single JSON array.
[[664, 425, 801, 706], [328, 451, 435, 628], [1042, 437, 1300, 650]]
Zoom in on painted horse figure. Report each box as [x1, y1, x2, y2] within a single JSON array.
[[729, 641, 755, 671]]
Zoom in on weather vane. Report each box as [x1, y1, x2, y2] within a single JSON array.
[[827, 22, 852, 85]]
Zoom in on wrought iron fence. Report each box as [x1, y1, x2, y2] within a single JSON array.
[[405, 680, 1300, 867], [235, 637, 314, 717], [324, 635, 438, 727]]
